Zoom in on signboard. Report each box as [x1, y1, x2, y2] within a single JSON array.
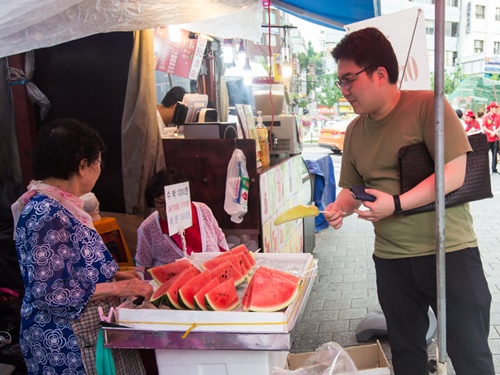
[[164, 182, 192, 236], [345, 7, 431, 90], [154, 27, 208, 80]]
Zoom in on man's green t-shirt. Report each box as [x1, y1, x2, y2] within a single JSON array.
[[339, 90, 477, 259]]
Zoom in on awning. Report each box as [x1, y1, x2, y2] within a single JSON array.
[[0, 0, 381, 59], [272, 0, 381, 30]]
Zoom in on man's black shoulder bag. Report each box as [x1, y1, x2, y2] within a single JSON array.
[[398, 133, 493, 215]]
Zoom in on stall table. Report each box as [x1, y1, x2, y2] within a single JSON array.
[[103, 253, 317, 375]]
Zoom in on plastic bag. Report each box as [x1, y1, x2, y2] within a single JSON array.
[[271, 342, 359, 375], [224, 149, 250, 223], [81, 192, 102, 221]]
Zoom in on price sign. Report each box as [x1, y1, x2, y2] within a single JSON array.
[[164, 181, 192, 236]]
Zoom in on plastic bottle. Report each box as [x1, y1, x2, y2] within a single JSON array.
[[255, 111, 270, 168]]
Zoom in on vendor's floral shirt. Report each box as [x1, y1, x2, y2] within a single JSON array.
[[15, 193, 117, 375]]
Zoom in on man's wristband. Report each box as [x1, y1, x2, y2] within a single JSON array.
[[393, 195, 403, 214]]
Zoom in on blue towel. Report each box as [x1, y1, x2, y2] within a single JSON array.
[[304, 155, 336, 232]]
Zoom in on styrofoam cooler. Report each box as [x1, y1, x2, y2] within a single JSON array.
[[155, 349, 289, 375]]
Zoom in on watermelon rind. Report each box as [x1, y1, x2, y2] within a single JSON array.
[[194, 277, 220, 310], [205, 278, 240, 311], [178, 271, 213, 310]]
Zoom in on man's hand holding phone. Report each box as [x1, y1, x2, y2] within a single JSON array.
[[349, 185, 376, 202]]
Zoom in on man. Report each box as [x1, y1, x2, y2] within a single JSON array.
[[481, 102, 500, 173], [463, 109, 481, 135], [324, 27, 494, 375], [157, 86, 187, 133]]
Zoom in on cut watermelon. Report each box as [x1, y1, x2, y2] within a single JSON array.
[[148, 259, 193, 284], [178, 271, 213, 310], [209, 260, 246, 286], [244, 269, 299, 312], [194, 277, 220, 310], [229, 244, 256, 268], [241, 277, 254, 312], [205, 278, 240, 311], [150, 273, 182, 306], [164, 267, 201, 309], [256, 266, 301, 285]]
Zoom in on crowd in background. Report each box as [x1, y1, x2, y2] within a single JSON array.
[[456, 101, 500, 174]]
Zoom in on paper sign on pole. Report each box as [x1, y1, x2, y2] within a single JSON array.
[[345, 7, 430, 90], [164, 182, 192, 236]]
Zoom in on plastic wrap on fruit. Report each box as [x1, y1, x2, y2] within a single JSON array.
[[274, 205, 320, 225], [224, 149, 249, 223]]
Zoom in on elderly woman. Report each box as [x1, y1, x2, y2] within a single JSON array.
[[135, 168, 229, 267], [11, 119, 152, 375]]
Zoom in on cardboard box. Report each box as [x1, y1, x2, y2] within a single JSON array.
[[115, 253, 316, 333], [287, 340, 390, 375]]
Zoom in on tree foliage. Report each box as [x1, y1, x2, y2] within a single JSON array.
[[430, 67, 466, 95]]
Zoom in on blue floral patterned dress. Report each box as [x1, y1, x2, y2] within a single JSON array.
[[15, 193, 118, 375]]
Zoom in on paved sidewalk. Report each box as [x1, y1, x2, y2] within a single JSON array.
[[291, 165, 500, 374]]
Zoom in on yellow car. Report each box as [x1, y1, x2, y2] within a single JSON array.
[[318, 117, 354, 154]]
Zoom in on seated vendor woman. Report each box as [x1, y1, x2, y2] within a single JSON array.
[[135, 168, 229, 267]]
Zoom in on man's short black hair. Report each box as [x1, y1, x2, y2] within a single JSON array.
[[161, 86, 187, 108]]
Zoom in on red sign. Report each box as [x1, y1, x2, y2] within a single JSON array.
[[154, 27, 207, 80]]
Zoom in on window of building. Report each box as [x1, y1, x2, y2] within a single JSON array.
[[446, 0, 458, 7], [495, 41, 500, 55], [474, 39, 484, 53], [496, 8, 500, 21], [445, 51, 457, 66], [445, 21, 459, 37], [263, 12, 277, 25], [425, 20, 435, 35], [475, 5, 485, 19], [260, 33, 278, 47]]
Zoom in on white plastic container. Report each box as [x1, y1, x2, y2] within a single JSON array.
[[155, 349, 288, 375]]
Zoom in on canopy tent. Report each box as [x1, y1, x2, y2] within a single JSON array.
[[272, 0, 381, 30], [0, 0, 264, 59], [0, 0, 383, 59]]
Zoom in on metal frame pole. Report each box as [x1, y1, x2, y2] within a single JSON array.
[[434, 0, 447, 372]]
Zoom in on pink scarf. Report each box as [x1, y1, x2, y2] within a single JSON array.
[[11, 180, 95, 238]]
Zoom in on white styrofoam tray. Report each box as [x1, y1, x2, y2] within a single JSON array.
[[115, 253, 315, 333]]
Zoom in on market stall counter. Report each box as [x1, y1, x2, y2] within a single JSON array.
[[103, 252, 317, 375]]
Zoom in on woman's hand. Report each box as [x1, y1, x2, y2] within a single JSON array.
[[114, 278, 153, 300], [114, 270, 142, 281], [93, 278, 153, 301]]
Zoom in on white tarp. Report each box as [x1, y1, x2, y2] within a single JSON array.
[[345, 7, 430, 90], [0, 0, 263, 58]]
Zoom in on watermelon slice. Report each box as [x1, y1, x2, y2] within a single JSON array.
[[256, 266, 301, 285], [241, 277, 254, 312], [148, 259, 193, 284], [209, 260, 246, 286], [164, 267, 201, 309], [178, 271, 213, 310], [205, 278, 240, 311], [150, 272, 182, 306], [243, 269, 299, 312], [194, 277, 220, 310], [228, 244, 256, 269]]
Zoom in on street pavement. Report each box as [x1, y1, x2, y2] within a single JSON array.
[[291, 148, 500, 374]]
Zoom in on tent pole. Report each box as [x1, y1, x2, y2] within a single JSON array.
[[434, 0, 447, 373]]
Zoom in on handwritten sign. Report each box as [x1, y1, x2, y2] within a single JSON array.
[[164, 181, 192, 236]]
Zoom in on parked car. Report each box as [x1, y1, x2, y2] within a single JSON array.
[[318, 116, 356, 154]]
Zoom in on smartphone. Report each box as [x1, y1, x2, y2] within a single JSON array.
[[349, 185, 376, 202]]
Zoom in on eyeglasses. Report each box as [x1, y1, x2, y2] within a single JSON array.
[[335, 67, 371, 90]]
